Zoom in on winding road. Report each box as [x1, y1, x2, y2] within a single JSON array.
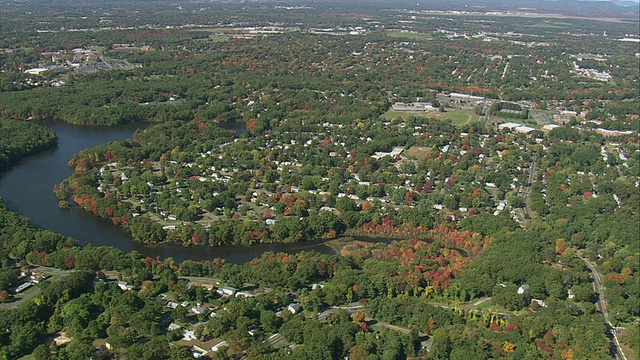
[[575, 250, 628, 360]]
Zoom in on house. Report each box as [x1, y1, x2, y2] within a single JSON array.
[[167, 323, 181, 332], [24, 68, 49, 75], [517, 284, 530, 294], [30, 273, 48, 283], [217, 286, 237, 296], [15, 282, 33, 293], [182, 329, 197, 341], [235, 291, 256, 298], [531, 299, 547, 307], [166, 301, 179, 309], [191, 306, 207, 315], [211, 341, 228, 352], [117, 281, 134, 291], [287, 303, 302, 314]]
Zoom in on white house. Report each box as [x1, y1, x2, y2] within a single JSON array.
[[217, 286, 237, 296], [117, 281, 134, 291], [517, 284, 530, 294], [182, 330, 197, 341], [211, 341, 228, 352], [166, 301, 179, 309]]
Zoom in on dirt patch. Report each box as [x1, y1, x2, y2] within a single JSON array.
[[53, 332, 72, 346], [406, 146, 433, 160]]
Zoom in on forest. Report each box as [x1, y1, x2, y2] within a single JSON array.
[[0, 118, 57, 171]]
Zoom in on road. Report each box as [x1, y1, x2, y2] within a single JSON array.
[[0, 266, 75, 309], [575, 250, 628, 360], [520, 152, 537, 220]]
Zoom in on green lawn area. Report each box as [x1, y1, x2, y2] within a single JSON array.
[[381, 109, 480, 127], [386, 31, 431, 41], [406, 146, 433, 160], [443, 110, 480, 126]]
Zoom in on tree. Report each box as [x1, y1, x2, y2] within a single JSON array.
[[33, 344, 50, 360], [260, 310, 281, 333]]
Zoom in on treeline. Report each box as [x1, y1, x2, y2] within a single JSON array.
[[0, 118, 57, 171]]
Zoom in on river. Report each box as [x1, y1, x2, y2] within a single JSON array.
[[0, 121, 334, 263]]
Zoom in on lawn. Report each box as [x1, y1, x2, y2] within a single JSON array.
[[386, 30, 431, 41], [443, 109, 481, 126], [193, 34, 230, 43], [405, 146, 433, 160], [381, 109, 480, 127]]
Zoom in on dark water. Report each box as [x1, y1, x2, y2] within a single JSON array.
[[0, 121, 334, 263]]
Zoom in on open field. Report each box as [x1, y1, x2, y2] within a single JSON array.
[[444, 109, 481, 126], [386, 30, 431, 40], [193, 34, 230, 42], [405, 146, 433, 160], [381, 109, 480, 127]]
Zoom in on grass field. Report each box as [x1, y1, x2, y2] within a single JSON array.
[[405, 146, 433, 160], [386, 30, 431, 40], [381, 109, 480, 127], [443, 110, 481, 126], [193, 34, 229, 42]]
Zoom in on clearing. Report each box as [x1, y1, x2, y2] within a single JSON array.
[[382, 109, 480, 127]]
